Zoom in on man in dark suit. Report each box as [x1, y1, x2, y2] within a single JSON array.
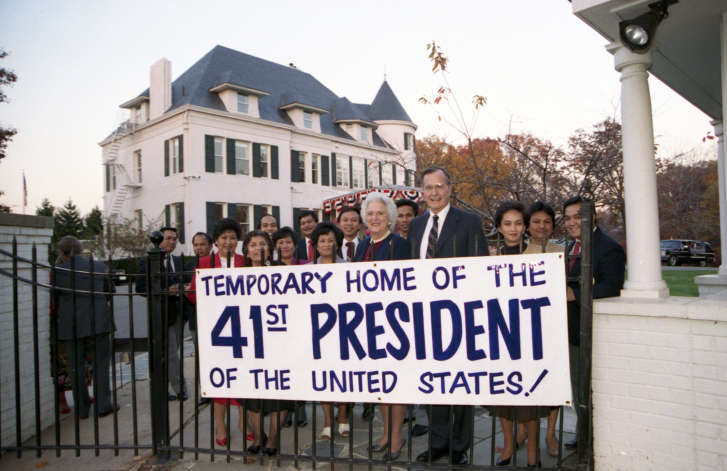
[[136, 226, 192, 401], [563, 196, 625, 448], [338, 206, 362, 262], [295, 210, 318, 262], [407, 166, 489, 465], [53, 236, 115, 418]]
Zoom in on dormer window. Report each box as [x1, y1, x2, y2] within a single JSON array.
[[237, 93, 249, 113], [303, 111, 313, 129], [360, 126, 369, 144]]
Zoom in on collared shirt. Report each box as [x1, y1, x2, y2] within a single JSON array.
[[165, 252, 175, 272], [419, 203, 451, 259], [343, 237, 360, 262]]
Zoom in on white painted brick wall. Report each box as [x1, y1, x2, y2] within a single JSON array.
[[592, 297, 727, 471], [0, 219, 54, 450]]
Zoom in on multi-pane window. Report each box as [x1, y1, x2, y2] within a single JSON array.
[[135, 150, 142, 183], [170, 138, 181, 173], [404, 133, 415, 150], [382, 162, 393, 185], [367, 161, 379, 187], [352, 157, 365, 189], [311, 154, 319, 184], [259, 145, 269, 178], [303, 111, 313, 129], [135, 209, 143, 230], [237, 93, 249, 113], [359, 126, 368, 144], [235, 141, 250, 175], [336, 155, 349, 189], [296, 152, 306, 182], [232, 204, 250, 235], [214, 137, 224, 172]]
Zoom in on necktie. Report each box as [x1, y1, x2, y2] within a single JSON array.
[[568, 241, 581, 272], [426, 215, 439, 259], [346, 241, 355, 261], [307, 239, 314, 261]]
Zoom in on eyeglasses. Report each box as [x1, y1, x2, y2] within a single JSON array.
[[423, 183, 448, 193]]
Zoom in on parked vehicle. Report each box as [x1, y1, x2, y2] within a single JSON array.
[[660, 239, 715, 267]]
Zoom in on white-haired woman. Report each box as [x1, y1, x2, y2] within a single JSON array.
[[354, 193, 411, 460]]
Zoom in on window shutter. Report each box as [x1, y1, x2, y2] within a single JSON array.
[[254, 205, 265, 229], [252, 143, 262, 177], [331, 153, 337, 186], [392, 163, 397, 185], [292, 208, 302, 235], [291, 150, 299, 182], [177, 135, 184, 172], [364, 160, 369, 189], [378, 161, 383, 184], [272, 206, 280, 224], [321, 155, 330, 186], [226, 139, 236, 175], [164, 140, 170, 176], [404, 133, 409, 150], [227, 203, 237, 224], [412, 135, 416, 153], [206, 202, 217, 237], [177, 202, 185, 243], [105, 165, 111, 192], [405, 169, 411, 187], [271, 145, 279, 179], [164, 204, 171, 226], [205, 135, 215, 172], [348, 156, 353, 188]]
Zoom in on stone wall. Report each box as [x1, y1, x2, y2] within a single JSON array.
[[592, 296, 727, 471], [0, 213, 54, 450]]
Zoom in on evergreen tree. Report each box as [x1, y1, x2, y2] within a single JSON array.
[[83, 206, 103, 238], [54, 199, 84, 240], [36, 198, 55, 217]]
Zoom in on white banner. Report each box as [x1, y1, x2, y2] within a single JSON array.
[[196, 253, 571, 406]]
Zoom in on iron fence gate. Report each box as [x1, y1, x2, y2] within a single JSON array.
[[0, 202, 596, 470]]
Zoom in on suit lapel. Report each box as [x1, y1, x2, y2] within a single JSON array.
[[435, 209, 458, 255]]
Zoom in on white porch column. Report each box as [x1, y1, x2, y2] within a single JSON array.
[[714, 121, 727, 276], [608, 42, 669, 298]]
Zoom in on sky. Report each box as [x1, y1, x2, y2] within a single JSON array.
[[0, 0, 714, 216]]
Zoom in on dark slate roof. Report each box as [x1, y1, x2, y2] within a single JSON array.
[[119, 45, 412, 146], [369, 81, 413, 123]]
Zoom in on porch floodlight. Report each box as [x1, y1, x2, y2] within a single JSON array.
[[619, 0, 677, 53]]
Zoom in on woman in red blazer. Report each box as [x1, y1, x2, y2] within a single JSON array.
[[187, 218, 246, 447]]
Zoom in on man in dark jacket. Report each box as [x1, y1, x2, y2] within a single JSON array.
[[136, 227, 192, 400], [53, 236, 115, 418], [563, 196, 625, 448], [407, 166, 489, 465]]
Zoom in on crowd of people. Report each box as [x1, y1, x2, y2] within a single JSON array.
[[50, 165, 625, 466]]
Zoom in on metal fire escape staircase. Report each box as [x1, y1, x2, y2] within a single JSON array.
[[106, 121, 140, 218]]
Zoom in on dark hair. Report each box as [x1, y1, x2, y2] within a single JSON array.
[[395, 199, 419, 215], [272, 226, 297, 246], [57, 235, 82, 257], [562, 196, 583, 213], [526, 201, 555, 226], [420, 166, 451, 185], [257, 214, 278, 230], [494, 200, 526, 228], [213, 218, 241, 241], [242, 230, 272, 265], [192, 232, 213, 245], [298, 210, 318, 224], [311, 222, 343, 251], [337, 206, 361, 224], [160, 226, 177, 234]]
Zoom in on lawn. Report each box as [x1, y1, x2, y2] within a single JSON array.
[[661, 269, 718, 297]]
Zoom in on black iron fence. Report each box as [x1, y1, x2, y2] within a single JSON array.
[[0, 201, 595, 470]]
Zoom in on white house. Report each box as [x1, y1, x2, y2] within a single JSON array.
[[99, 45, 417, 252]]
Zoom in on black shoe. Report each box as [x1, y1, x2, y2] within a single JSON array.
[[98, 404, 120, 417], [297, 418, 308, 427], [263, 447, 277, 456], [361, 404, 374, 421], [412, 424, 428, 437], [369, 442, 388, 453], [416, 448, 448, 463], [198, 397, 210, 406], [452, 452, 468, 465], [565, 439, 577, 449], [247, 444, 262, 454], [383, 449, 401, 461], [528, 461, 542, 468], [168, 393, 178, 401], [283, 416, 293, 428], [496, 455, 512, 466], [179, 391, 188, 401]]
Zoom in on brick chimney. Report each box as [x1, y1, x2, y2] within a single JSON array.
[[149, 58, 172, 120]]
